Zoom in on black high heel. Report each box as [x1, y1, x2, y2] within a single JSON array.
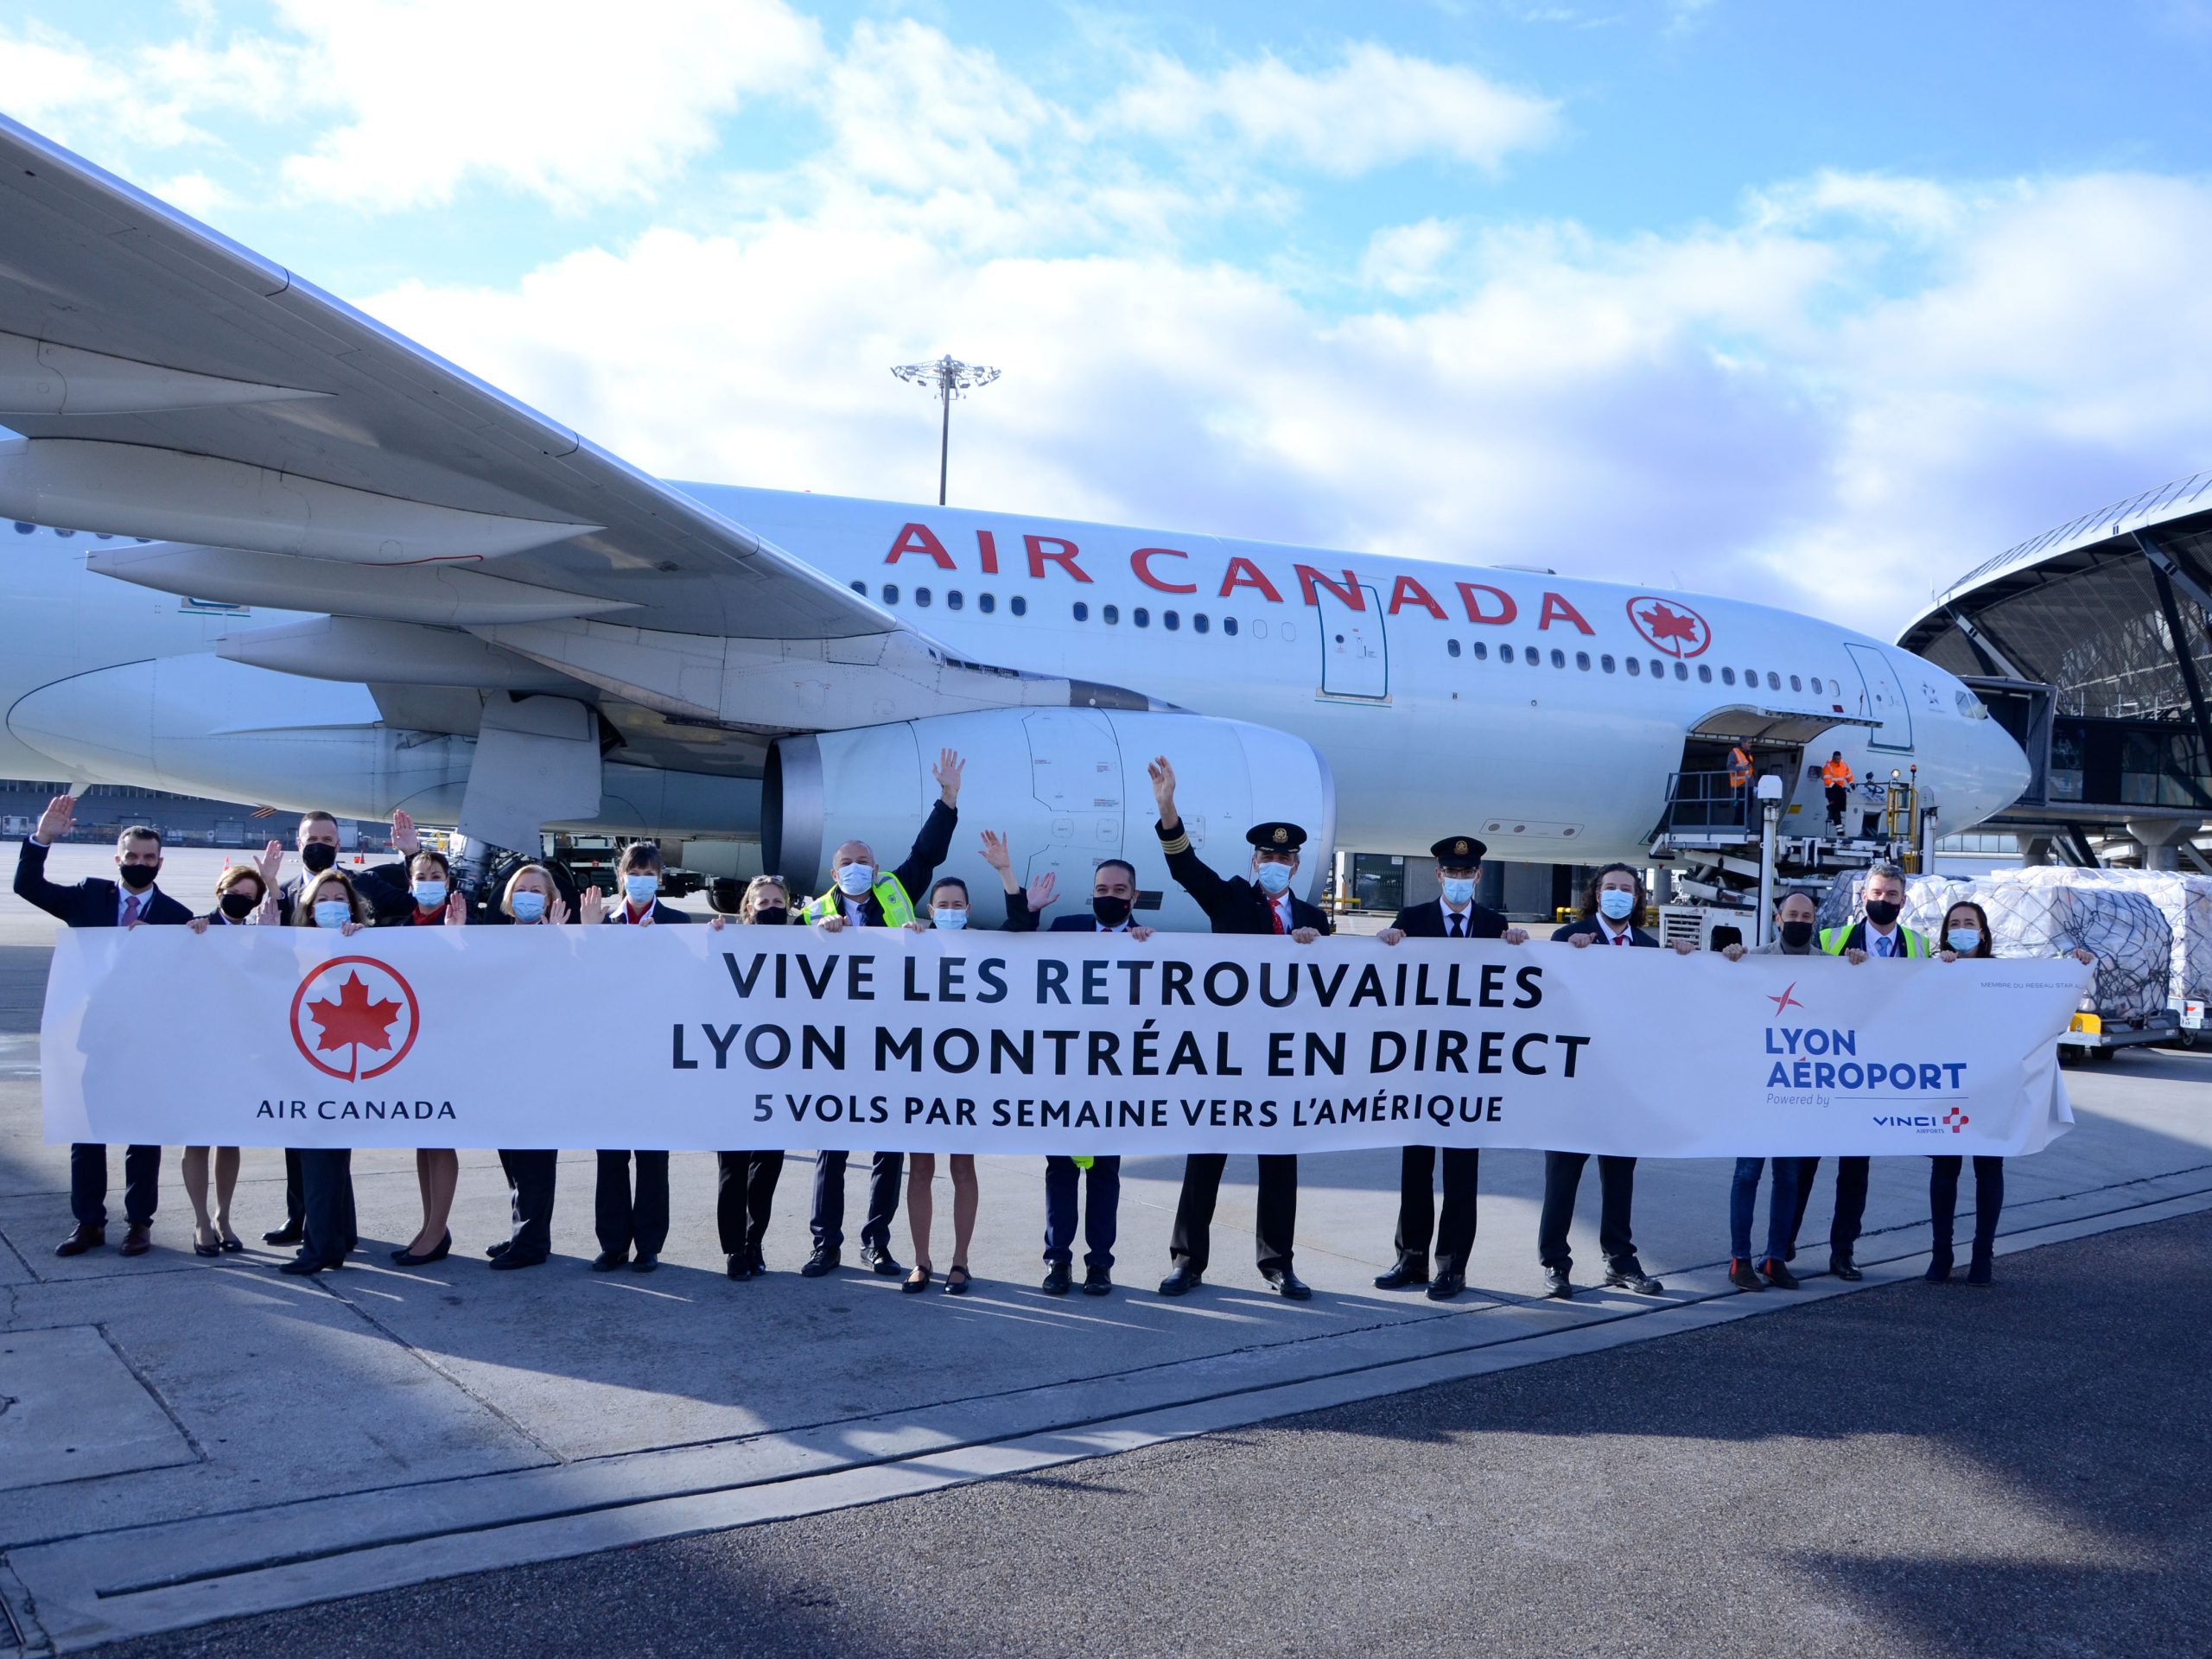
[[390, 1231, 453, 1268]]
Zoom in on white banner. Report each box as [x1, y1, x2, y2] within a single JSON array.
[[40, 928, 2085, 1158]]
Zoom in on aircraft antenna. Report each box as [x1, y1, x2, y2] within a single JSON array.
[[890, 354, 1001, 506]]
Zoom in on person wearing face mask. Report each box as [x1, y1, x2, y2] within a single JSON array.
[[389, 849, 467, 1268], [1788, 861, 1929, 1280], [280, 870, 372, 1276], [718, 875, 794, 1281], [798, 749, 964, 1281], [1372, 836, 1532, 1301], [181, 864, 277, 1255], [16, 796, 193, 1260], [1541, 863, 1694, 1300], [1148, 756, 1331, 1302], [484, 865, 572, 1272], [995, 834, 1153, 1295], [896, 877, 985, 1294], [589, 840, 691, 1273]]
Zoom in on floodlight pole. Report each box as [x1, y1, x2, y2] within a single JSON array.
[[937, 377, 952, 506], [891, 355, 1001, 506]]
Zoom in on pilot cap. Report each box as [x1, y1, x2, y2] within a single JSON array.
[[1431, 836, 1488, 864], [1246, 822, 1308, 851]]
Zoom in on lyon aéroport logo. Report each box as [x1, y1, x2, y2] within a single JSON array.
[[289, 957, 421, 1082], [1626, 595, 1712, 659]]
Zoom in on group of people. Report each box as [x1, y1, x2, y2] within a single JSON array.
[[17, 762, 2047, 1298]]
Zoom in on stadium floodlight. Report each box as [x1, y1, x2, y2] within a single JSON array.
[[890, 354, 1001, 506]]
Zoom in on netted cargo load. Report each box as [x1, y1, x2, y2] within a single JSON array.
[[1951, 876, 2170, 1023], [1815, 871, 1965, 937], [1980, 866, 2212, 1004]]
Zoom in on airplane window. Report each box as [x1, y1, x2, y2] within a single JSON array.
[[1697, 664, 1712, 683], [1745, 666, 1757, 684], [915, 587, 932, 607], [1650, 660, 1665, 679], [1251, 619, 1267, 639], [1135, 607, 1150, 627], [1599, 653, 1614, 672], [54, 528, 73, 537], [1194, 613, 1210, 634], [1526, 647, 1540, 668], [1010, 595, 1027, 616], [849, 580, 868, 595], [1164, 610, 1180, 631], [10, 522, 31, 535], [1448, 639, 1462, 658], [1103, 604, 1120, 625], [1576, 652, 1591, 671], [1673, 661, 1688, 681], [1721, 666, 1736, 685], [1550, 648, 1566, 668], [883, 583, 900, 604], [1073, 601, 1089, 621], [1625, 656, 1642, 677], [1501, 644, 1516, 664], [1224, 617, 1238, 636], [979, 593, 995, 613], [1789, 673, 1802, 691], [947, 589, 964, 611], [1471, 640, 1489, 660], [1767, 671, 1782, 690], [1282, 621, 1296, 641]]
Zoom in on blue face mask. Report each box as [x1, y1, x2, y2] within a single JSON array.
[[1598, 888, 1637, 921], [624, 874, 658, 906], [835, 863, 875, 897], [311, 899, 352, 930], [1252, 861, 1294, 895], [511, 890, 548, 923], [932, 910, 969, 930], [1440, 876, 1477, 906], [412, 879, 448, 912], [1947, 927, 1982, 955]]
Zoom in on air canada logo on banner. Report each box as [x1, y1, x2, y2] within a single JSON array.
[[289, 957, 420, 1081]]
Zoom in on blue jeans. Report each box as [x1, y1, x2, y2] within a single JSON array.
[[1729, 1157, 1801, 1262]]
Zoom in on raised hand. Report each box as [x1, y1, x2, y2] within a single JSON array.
[[1147, 757, 1179, 828], [254, 839, 284, 889], [934, 747, 966, 805], [443, 890, 467, 925], [579, 887, 607, 925], [1026, 870, 1058, 912], [547, 893, 572, 925], [979, 830, 1012, 873], [391, 809, 421, 856], [33, 793, 75, 844]]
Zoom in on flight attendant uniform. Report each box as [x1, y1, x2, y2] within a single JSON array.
[[594, 893, 689, 1268]]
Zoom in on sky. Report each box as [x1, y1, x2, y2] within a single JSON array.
[[6, 0, 2212, 636]]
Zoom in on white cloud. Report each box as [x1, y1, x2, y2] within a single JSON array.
[[1105, 43, 1560, 176], [1358, 219, 1464, 296]]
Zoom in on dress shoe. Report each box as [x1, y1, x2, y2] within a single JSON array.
[[263, 1223, 304, 1247], [1082, 1268, 1112, 1296], [278, 1255, 335, 1276], [1542, 1267, 1574, 1300], [119, 1224, 153, 1258], [390, 1231, 451, 1268], [861, 1245, 903, 1277], [1965, 1249, 1993, 1286], [1728, 1258, 1765, 1292], [726, 1253, 753, 1281], [630, 1253, 660, 1274], [1041, 1263, 1072, 1295], [1829, 1252, 1863, 1281], [589, 1250, 630, 1272], [487, 1239, 512, 1259], [800, 1245, 840, 1278], [1426, 1272, 1466, 1301], [1261, 1267, 1313, 1301], [1373, 1255, 1431, 1291], [1924, 1246, 1953, 1282], [1759, 1257, 1800, 1290], [1158, 1265, 1204, 1297], [54, 1224, 105, 1258], [1604, 1261, 1664, 1295], [487, 1250, 547, 1272], [748, 1244, 766, 1276]]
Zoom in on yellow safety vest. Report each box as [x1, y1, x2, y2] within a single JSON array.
[[1819, 924, 1926, 959], [803, 873, 916, 928]]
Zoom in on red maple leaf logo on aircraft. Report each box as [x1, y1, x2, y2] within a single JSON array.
[[1767, 982, 1804, 1015], [307, 971, 403, 1058], [1625, 595, 1712, 658], [289, 957, 420, 1082]]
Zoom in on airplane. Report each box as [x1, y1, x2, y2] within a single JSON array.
[[0, 113, 2031, 925]]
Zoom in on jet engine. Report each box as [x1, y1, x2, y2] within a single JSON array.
[[764, 709, 1336, 930]]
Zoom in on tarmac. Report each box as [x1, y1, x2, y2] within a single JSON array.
[[3, 846, 2208, 1654]]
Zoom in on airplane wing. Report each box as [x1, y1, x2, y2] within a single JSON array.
[[0, 112, 887, 643]]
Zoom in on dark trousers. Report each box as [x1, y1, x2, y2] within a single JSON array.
[[716, 1150, 785, 1257], [1789, 1155, 1870, 1258], [1537, 1151, 1639, 1270], [1170, 1154, 1296, 1274], [297, 1148, 355, 1268], [1393, 1146, 1479, 1275], [594, 1150, 670, 1256], [1044, 1155, 1121, 1269], [1825, 784, 1848, 823], [497, 1149, 557, 1260], [810, 1151, 903, 1251], [1929, 1155, 2004, 1256], [282, 1147, 306, 1228], [70, 1142, 160, 1229], [1729, 1156, 1802, 1262]]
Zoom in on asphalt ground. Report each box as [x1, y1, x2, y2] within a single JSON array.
[[80, 1206, 2211, 1659]]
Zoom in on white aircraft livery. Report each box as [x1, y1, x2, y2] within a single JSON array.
[[0, 114, 2030, 923]]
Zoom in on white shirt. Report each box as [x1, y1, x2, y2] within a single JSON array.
[[1866, 923, 1901, 957], [1267, 891, 1294, 933], [611, 901, 655, 925], [1598, 916, 1635, 945], [1440, 900, 1473, 938]]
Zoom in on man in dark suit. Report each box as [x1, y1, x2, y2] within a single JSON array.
[[1539, 862, 1694, 1300], [1147, 756, 1329, 1301], [1372, 835, 1531, 1300], [798, 749, 965, 1279], [997, 836, 1156, 1296], [14, 794, 191, 1258]]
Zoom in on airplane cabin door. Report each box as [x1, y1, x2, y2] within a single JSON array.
[[1318, 583, 1389, 700], [1844, 644, 1914, 751]]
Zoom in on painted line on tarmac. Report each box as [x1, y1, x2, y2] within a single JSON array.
[[10, 1175, 2209, 1654]]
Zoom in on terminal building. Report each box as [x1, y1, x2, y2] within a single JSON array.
[[1897, 467, 2212, 872]]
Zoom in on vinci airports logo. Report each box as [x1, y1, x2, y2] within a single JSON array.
[[1626, 596, 1712, 659], [289, 957, 421, 1082]]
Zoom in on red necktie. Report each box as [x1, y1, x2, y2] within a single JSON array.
[[1612, 931, 1625, 945], [1271, 899, 1286, 936]]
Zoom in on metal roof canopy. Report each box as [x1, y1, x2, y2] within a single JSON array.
[[1689, 706, 1879, 747]]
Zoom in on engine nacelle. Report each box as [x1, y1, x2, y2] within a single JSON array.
[[766, 710, 1337, 931]]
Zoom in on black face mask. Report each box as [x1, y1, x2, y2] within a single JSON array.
[[118, 861, 158, 892], [1779, 919, 1815, 950], [1092, 895, 1133, 928], [1863, 899, 1902, 928], [300, 842, 337, 874], [219, 890, 259, 919], [751, 906, 790, 928]]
